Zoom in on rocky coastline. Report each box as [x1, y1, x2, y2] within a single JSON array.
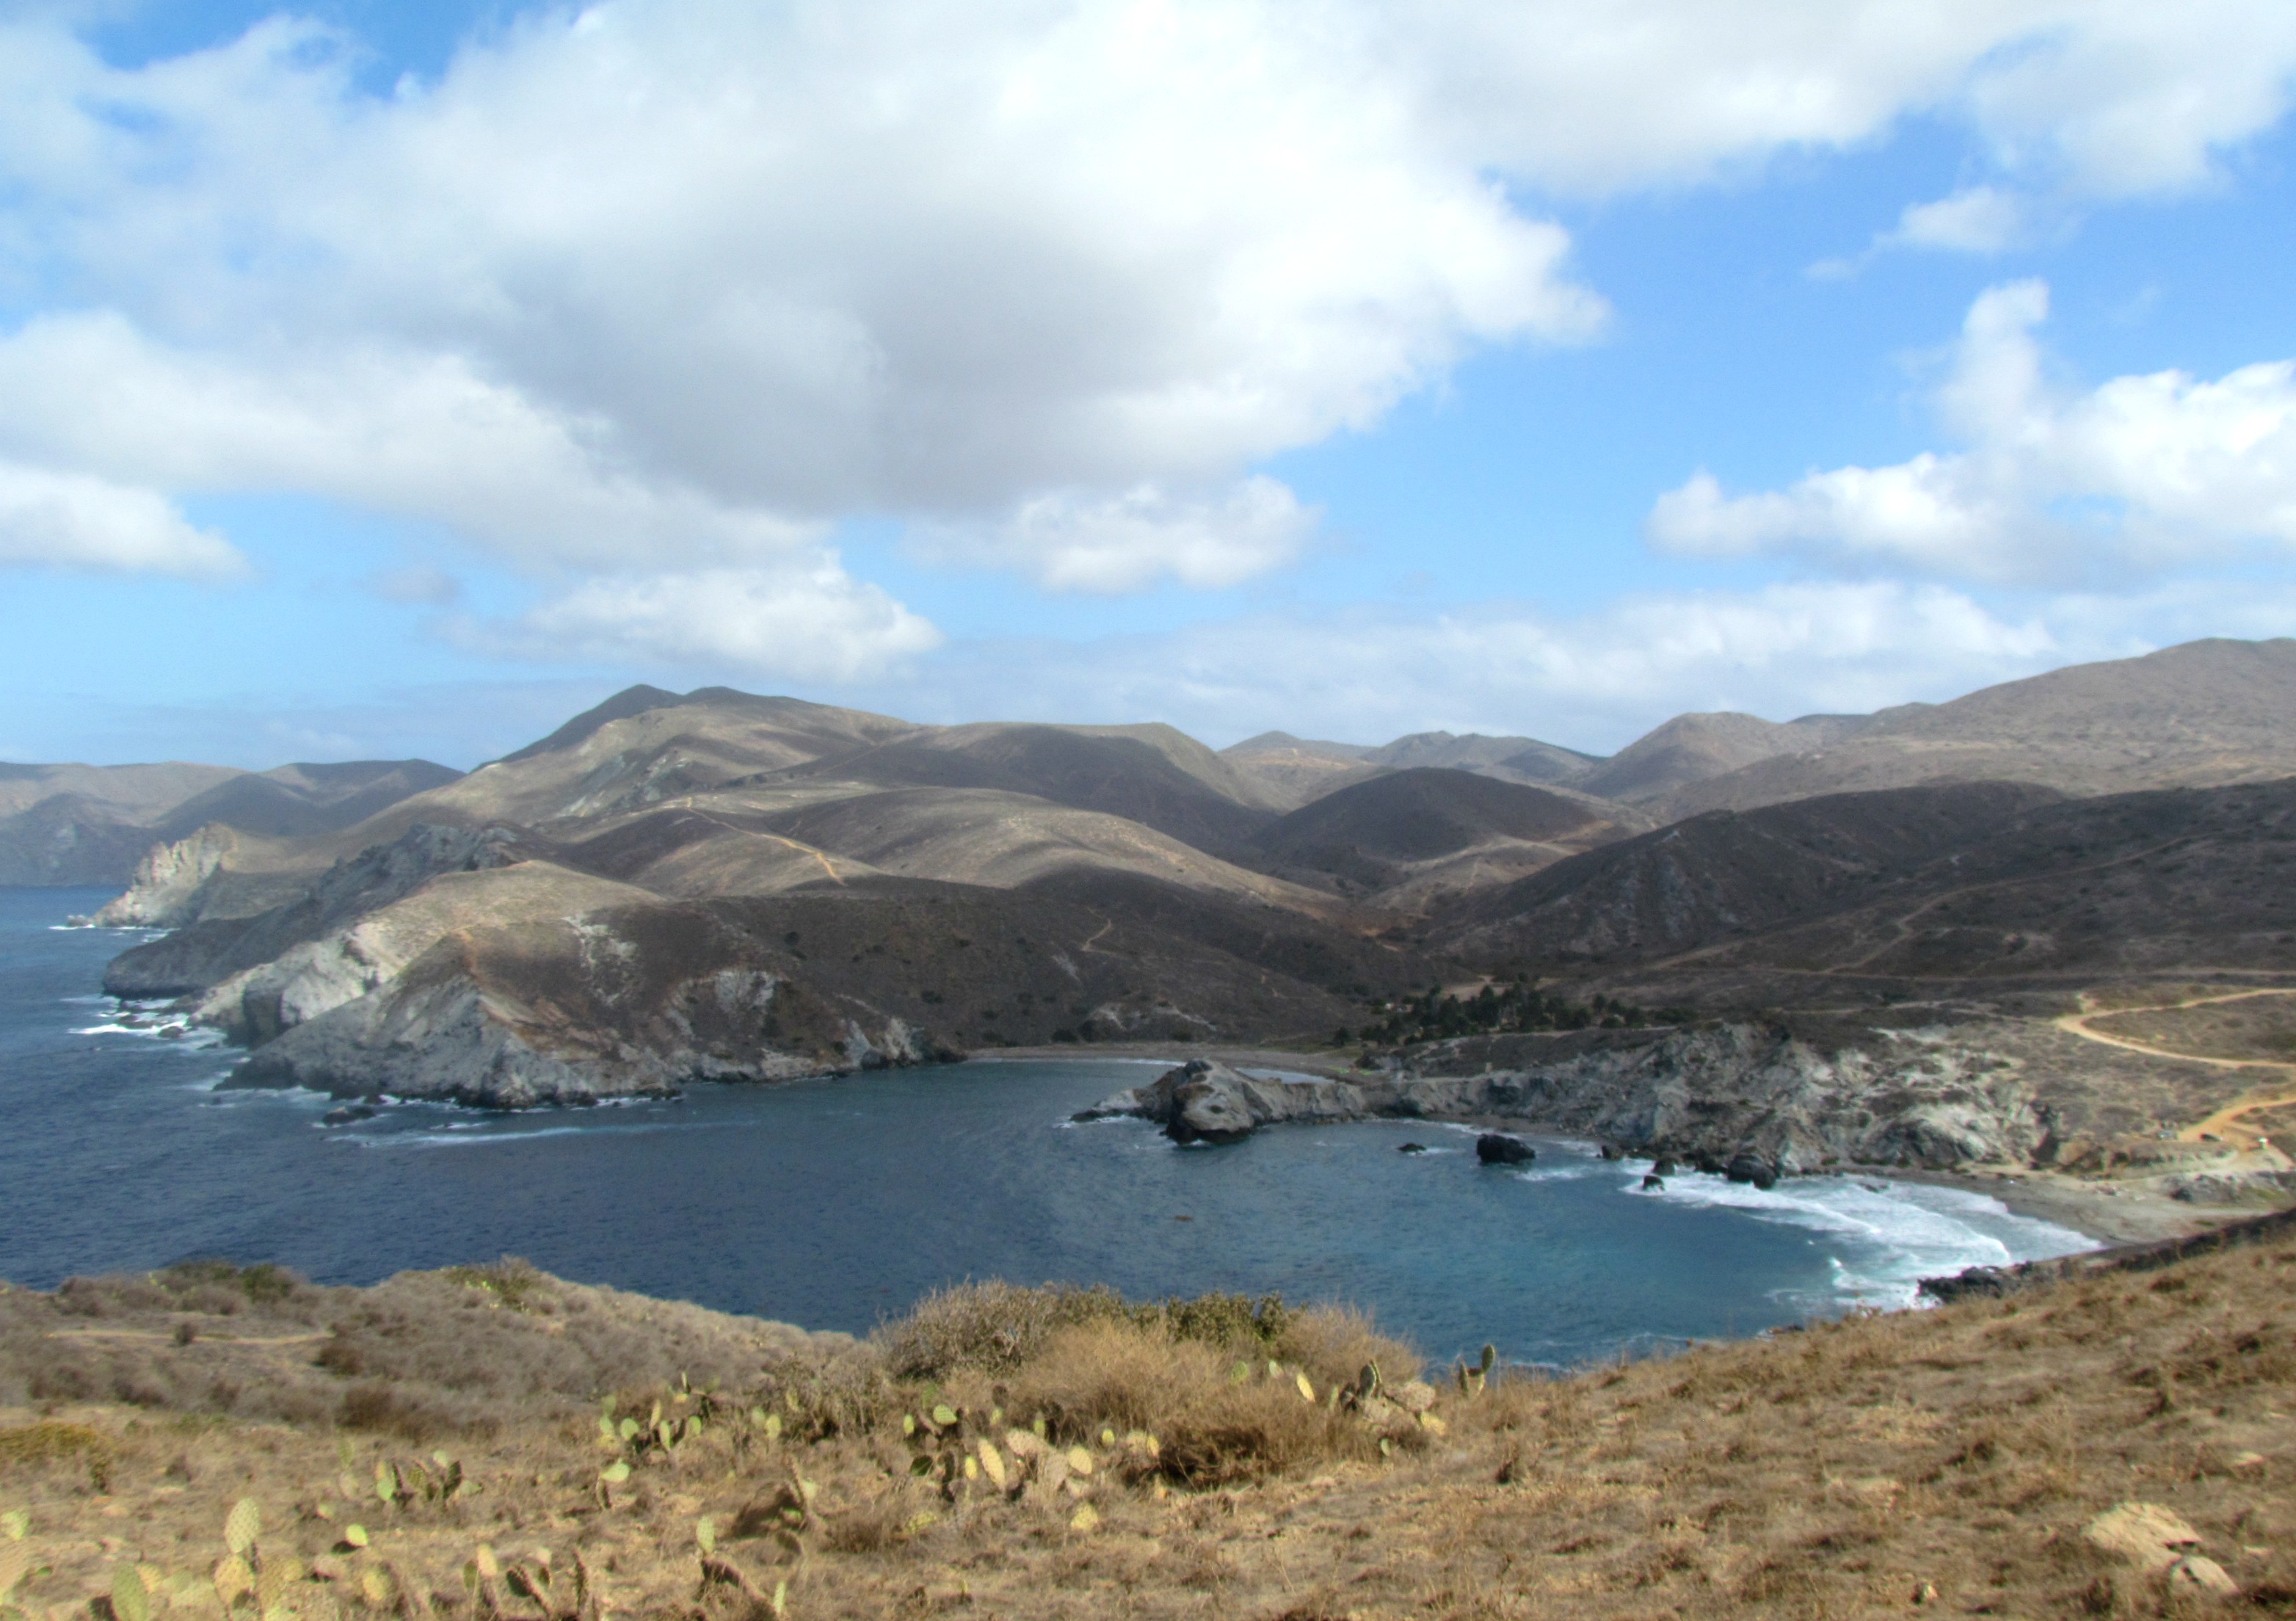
[[1075, 1029, 2296, 1233]]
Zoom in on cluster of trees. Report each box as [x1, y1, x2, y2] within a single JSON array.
[[1341, 981, 1690, 1048]]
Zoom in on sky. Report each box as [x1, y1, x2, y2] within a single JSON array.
[[3, 0, 2295, 769]]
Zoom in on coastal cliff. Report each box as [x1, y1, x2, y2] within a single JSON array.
[[1084, 1017, 2282, 1190]]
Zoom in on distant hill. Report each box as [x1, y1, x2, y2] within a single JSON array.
[[0, 758, 461, 886], [1574, 712, 1867, 802], [76, 637, 2296, 1112], [1432, 780, 2067, 967], [1221, 728, 1600, 809], [1431, 775, 2296, 1002], [1243, 766, 1627, 901], [1645, 638, 2296, 819]]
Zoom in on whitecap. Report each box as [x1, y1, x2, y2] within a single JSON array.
[[1622, 1166, 2097, 1311]]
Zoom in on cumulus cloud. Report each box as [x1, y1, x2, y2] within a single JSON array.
[[1885, 186, 2034, 254], [1648, 280, 2296, 583], [917, 477, 1318, 593], [0, 1, 2290, 605], [839, 579, 2065, 750], [0, 460, 244, 579], [454, 561, 943, 683], [1401, 0, 2296, 202]]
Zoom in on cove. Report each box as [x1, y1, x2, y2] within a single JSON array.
[[0, 887, 2095, 1367]]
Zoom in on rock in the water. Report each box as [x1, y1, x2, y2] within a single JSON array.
[[1167, 1065, 1255, 1145], [1075, 1059, 1369, 1145], [1642, 1173, 1665, 1189], [1725, 1153, 1778, 1189], [1475, 1133, 1535, 1164], [1652, 1156, 1679, 1176], [1397, 1142, 1428, 1153], [321, 1104, 377, 1126], [1598, 1143, 1623, 1161]]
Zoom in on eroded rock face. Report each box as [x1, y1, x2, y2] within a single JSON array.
[[1076, 1059, 1370, 1145], [1077, 1017, 2124, 1181], [229, 902, 959, 1106], [93, 823, 244, 928]]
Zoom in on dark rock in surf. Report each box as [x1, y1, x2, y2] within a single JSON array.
[[1475, 1133, 1536, 1165], [1642, 1173, 1665, 1190], [1397, 1142, 1428, 1153], [1726, 1153, 1778, 1190], [1652, 1156, 1679, 1177]]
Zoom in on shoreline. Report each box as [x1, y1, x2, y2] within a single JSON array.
[[983, 1042, 2280, 1250]]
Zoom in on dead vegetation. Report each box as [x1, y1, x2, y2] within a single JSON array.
[[4, 1237, 2296, 1620], [2088, 993, 2296, 1065]]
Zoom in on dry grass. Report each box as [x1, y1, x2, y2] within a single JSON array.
[[4, 1240, 2296, 1620]]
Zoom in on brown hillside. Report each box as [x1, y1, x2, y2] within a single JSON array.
[[6, 1222, 2296, 1620], [1652, 638, 2296, 819]]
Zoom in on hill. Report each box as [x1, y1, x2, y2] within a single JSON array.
[[1433, 775, 2296, 1006], [4, 1224, 2294, 1619], [1243, 766, 1631, 902], [1648, 637, 2296, 818], [0, 759, 460, 886], [1574, 711, 1867, 802], [1220, 728, 1601, 809]]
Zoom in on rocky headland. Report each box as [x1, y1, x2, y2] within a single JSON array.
[[1080, 1018, 2296, 1219], [50, 641, 2296, 1221]]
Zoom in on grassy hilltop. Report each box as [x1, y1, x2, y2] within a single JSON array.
[[4, 1230, 2296, 1620]]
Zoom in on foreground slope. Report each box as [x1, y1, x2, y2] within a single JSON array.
[[5, 1225, 2295, 1620]]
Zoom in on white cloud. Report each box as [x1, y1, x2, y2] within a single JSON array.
[[0, 312, 818, 571], [0, 459, 244, 579], [0, 0, 2289, 616], [455, 561, 944, 683], [917, 476, 1317, 593], [840, 579, 2067, 751], [1649, 280, 2296, 583], [1885, 186, 2032, 254]]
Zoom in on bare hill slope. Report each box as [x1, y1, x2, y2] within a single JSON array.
[[0, 759, 459, 886], [1435, 775, 2296, 1004], [1652, 637, 2296, 818], [1243, 766, 1631, 902]]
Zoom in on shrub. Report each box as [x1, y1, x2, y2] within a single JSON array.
[[876, 1283, 1326, 1381], [1000, 1321, 1387, 1486]]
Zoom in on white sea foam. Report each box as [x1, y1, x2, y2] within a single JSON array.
[[72, 1019, 225, 1050], [353, 1118, 713, 1150], [1623, 1163, 2097, 1311]]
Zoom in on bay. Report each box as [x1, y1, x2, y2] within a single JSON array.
[[0, 886, 2094, 1366]]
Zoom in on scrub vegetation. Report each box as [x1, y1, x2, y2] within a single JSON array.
[[5, 1228, 2296, 1620]]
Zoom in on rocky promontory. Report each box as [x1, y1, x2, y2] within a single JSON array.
[[1077, 1013, 2278, 1186], [1075, 1059, 1371, 1143]]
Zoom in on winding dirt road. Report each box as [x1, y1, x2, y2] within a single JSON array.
[[2054, 987, 2296, 1153]]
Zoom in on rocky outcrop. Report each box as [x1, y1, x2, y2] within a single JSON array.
[[1475, 1133, 1534, 1164], [92, 823, 244, 927], [103, 822, 543, 1000], [1077, 1017, 2159, 1179], [1075, 1059, 1371, 1144], [229, 900, 958, 1107]]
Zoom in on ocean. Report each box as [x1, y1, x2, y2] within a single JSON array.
[[0, 885, 2096, 1366]]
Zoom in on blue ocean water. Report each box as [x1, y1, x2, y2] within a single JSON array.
[[0, 887, 2096, 1366]]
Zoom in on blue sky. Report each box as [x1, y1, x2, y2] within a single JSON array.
[[4, 0, 2295, 768]]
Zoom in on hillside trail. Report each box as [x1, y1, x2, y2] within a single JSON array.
[[2055, 986, 2296, 1153]]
